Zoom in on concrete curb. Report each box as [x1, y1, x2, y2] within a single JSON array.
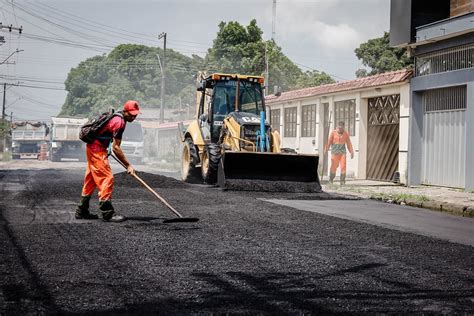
[[324, 189, 474, 218]]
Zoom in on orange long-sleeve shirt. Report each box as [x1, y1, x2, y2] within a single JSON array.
[[325, 130, 354, 155]]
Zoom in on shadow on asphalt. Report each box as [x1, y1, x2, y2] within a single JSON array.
[[124, 216, 166, 222], [0, 211, 59, 314], [51, 266, 474, 314]]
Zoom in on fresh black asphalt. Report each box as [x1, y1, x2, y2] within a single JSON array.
[[0, 168, 473, 314]]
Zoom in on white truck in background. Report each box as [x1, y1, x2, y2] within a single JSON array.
[[11, 121, 49, 159], [50, 117, 87, 162], [121, 121, 144, 164]]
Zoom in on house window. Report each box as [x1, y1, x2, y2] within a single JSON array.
[[270, 109, 281, 134], [301, 104, 316, 137], [334, 100, 356, 136], [284, 107, 297, 137]]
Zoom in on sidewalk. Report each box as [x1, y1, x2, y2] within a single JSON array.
[[322, 179, 474, 218]]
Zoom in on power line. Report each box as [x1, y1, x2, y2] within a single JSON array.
[[11, 83, 66, 91], [32, 1, 158, 42], [8, 91, 59, 109], [0, 73, 66, 83], [0, 4, 72, 42], [7, 1, 118, 47]]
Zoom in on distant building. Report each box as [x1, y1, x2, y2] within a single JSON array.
[[390, 0, 474, 190]]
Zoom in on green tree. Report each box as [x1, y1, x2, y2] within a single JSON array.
[[295, 70, 335, 88], [60, 44, 201, 117], [354, 32, 413, 76], [61, 21, 338, 117], [205, 19, 309, 91]]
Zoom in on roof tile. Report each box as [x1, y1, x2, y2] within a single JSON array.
[[266, 68, 412, 104]]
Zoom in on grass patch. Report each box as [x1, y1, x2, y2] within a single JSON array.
[[0, 151, 11, 161], [370, 192, 429, 204]]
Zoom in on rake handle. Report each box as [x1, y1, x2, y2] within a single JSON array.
[[110, 154, 183, 218]]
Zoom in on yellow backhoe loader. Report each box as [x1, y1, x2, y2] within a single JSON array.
[[179, 73, 321, 192]]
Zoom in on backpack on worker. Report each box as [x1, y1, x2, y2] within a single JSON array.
[[79, 109, 123, 143]]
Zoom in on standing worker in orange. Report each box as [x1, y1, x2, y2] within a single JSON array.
[[75, 100, 141, 222], [324, 121, 354, 185]]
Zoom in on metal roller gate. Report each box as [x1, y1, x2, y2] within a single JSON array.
[[421, 86, 466, 188]]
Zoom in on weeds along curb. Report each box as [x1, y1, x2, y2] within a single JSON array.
[[325, 187, 474, 218]]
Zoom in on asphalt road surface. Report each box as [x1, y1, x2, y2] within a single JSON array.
[[1, 162, 473, 314]]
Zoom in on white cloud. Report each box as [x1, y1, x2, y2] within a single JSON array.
[[274, 2, 362, 53], [311, 22, 362, 51]]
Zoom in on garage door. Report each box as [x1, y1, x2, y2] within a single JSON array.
[[422, 86, 466, 188]]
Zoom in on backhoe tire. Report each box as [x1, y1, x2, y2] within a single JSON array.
[[181, 138, 202, 184], [201, 143, 221, 184]]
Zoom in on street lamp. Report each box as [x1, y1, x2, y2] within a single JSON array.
[[0, 49, 24, 65]]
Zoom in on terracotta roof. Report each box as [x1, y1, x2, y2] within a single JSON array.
[[265, 69, 412, 104]]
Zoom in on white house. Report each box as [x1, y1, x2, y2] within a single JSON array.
[[266, 69, 412, 184]]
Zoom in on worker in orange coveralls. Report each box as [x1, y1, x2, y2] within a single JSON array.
[[324, 121, 354, 185], [75, 100, 140, 222]]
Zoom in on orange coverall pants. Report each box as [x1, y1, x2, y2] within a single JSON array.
[[330, 154, 347, 174], [81, 146, 114, 201]]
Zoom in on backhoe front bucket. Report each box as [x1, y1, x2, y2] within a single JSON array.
[[217, 151, 322, 192]]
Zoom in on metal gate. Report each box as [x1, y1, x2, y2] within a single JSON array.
[[421, 86, 466, 188], [321, 103, 330, 175], [367, 95, 400, 181]]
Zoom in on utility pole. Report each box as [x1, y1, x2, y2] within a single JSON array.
[[1, 82, 19, 119], [272, 0, 277, 40], [158, 32, 167, 123], [265, 42, 269, 97], [2, 83, 6, 120]]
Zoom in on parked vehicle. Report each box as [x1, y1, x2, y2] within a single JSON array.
[[11, 121, 49, 159], [50, 117, 88, 162], [121, 121, 144, 164]]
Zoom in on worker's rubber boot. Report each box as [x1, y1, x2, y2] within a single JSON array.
[[340, 173, 346, 186], [329, 173, 336, 184], [100, 200, 125, 223], [75, 195, 99, 220]]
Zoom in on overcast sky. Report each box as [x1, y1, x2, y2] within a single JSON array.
[[0, 0, 390, 121]]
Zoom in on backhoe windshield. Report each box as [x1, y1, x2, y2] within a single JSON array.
[[212, 80, 264, 116]]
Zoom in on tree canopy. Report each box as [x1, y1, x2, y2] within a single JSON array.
[[60, 20, 335, 117], [354, 32, 413, 77], [205, 19, 334, 91], [60, 44, 204, 117]]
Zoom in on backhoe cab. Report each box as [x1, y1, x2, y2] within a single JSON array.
[[180, 73, 321, 192]]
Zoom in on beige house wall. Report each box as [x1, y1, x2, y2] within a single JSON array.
[[268, 82, 410, 183]]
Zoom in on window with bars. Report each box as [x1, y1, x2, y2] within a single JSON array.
[[415, 43, 474, 76], [301, 104, 316, 137], [270, 109, 281, 134], [423, 86, 466, 112], [334, 100, 356, 136], [284, 107, 297, 137]]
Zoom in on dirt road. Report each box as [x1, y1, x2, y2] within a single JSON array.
[[1, 161, 473, 314]]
